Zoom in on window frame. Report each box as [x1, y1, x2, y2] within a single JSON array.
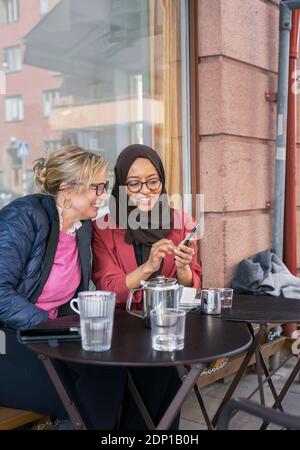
[[42, 89, 60, 118], [3, 45, 22, 73], [3, 0, 19, 24], [188, 0, 200, 219], [180, 0, 192, 214], [5, 95, 24, 122]]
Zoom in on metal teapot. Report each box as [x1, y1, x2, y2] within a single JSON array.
[[126, 276, 182, 328]]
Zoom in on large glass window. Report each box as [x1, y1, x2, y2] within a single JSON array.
[[0, 0, 190, 209], [3, 0, 19, 24]]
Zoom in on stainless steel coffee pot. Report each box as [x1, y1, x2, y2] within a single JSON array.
[[126, 276, 182, 328]]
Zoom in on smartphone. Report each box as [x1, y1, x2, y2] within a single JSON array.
[[182, 222, 201, 246], [17, 327, 81, 343]]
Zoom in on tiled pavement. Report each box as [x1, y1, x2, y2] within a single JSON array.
[[180, 350, 300, 430]]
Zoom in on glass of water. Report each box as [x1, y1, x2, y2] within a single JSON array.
[[150, 308, 186, 352], [218, 288, 234, 309], [70, 291, 116, 352]]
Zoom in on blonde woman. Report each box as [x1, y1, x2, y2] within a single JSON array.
[[0, 145, 126, 429]]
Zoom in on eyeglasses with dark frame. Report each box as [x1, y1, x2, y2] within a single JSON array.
[[67, 181, 109, 196], [126, 178, 162, 193], [90, 181, 109, 196]]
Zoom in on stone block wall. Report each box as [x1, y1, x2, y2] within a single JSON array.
[[197, 0, 288, 286]]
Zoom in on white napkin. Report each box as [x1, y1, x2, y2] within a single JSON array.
[[179, 287, 199, 306]]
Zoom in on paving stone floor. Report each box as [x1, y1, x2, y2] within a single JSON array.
[[179, 350, 300, 430]]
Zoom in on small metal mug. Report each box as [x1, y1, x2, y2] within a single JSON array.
[[200, 289, 221, 315]]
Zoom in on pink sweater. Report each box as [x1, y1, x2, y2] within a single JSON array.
[[36, 231, 81, 319]]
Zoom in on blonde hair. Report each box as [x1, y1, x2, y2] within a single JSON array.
[[33, 145, 108, 196]]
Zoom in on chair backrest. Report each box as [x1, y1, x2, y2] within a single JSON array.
[[217, 398, 300, 430]]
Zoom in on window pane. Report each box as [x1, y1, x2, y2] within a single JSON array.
[[40, 0, 48, 15], [3, 45, 21, 71], [42, 90, 60, 118], [44, 140, 61, 152], [0, 0, 189, 204], [3, 0, 19, 24], [5, 96, 23, 121]]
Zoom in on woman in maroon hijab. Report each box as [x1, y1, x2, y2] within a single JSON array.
[[92, 144, 201, 304], [92, 144, 202, 429]]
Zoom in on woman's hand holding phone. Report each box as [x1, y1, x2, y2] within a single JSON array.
[[174, 223, 200, 270], [174, 240, 196, 270], [144, 239, 175, 273]]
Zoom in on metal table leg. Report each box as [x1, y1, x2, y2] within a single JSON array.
[[260, 358, 300, 430], [256, 344, 284, 411], [127, 370, 155, 430], [250, 324, 284, 411], [183, 364, 213, 429], [212, 324, 267, 427], [128, 364, 205, 430], [255, 346, 266, 405], [193, 383, 214, 430], [39, 354, 87, 430], [156, 364, 205, 430]]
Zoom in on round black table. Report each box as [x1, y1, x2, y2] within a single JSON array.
[[212, 294, 300, 428], [28, 311, 252, 366], [27, 311, 252, 430]]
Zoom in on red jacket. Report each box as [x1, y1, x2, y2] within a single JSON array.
[[92, 209, 202, 307]]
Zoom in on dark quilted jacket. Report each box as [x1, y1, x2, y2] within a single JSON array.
[[0, 194, 92, 330]]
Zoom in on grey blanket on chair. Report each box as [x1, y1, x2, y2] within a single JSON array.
[[231, 249, 300, 299]]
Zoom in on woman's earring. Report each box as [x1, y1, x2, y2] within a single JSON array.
[[63, 197, 72, 209]]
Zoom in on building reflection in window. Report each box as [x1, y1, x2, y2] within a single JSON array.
[[0, 0, 188, 205]]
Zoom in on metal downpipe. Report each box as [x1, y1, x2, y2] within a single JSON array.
[[272, 2, 292, 258], [283, 10, 300, 337], [284, 9, 299, 275]]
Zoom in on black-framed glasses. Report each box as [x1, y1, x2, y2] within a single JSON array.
[[67, 181, 109, 196], [90, 181, 109, 196], [126, 178, 162, 193]]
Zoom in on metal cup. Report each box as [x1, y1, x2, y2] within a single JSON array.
[[200, 289, 221, 315]]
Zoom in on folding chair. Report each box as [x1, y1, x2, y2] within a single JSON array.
[[217, 398, 300, 430]]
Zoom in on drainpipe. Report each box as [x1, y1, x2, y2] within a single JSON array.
[[272, 2, 292, 259], [284, 9, 300, 275], [273, 2, 300, 258], [282, 9, 300, 337]]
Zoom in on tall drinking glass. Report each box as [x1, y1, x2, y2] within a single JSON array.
[[70, 291, 116, 352]]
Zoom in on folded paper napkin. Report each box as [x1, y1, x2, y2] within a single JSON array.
[[179, 287, 199, 306]]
